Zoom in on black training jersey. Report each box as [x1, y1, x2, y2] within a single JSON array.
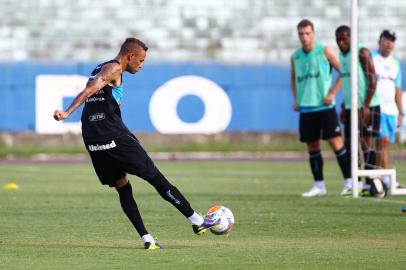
[[81, 60, 130, 142]]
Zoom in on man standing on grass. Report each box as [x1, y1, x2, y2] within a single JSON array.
[[373, 30, 404, 189], [290, 19, 352, 197], [335, 25, 380, 196], [53, 37, 219, 250]]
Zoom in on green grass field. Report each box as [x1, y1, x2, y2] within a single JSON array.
[[1, 161, 406, 270]]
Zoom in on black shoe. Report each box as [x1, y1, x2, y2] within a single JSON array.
[[192, 218, 221, 235]]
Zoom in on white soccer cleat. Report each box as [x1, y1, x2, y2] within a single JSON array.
[[301, 186, 327, 197], [339, 185, 352, 196]]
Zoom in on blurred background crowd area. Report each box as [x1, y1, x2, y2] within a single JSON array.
[[1, 0, 405, 63]]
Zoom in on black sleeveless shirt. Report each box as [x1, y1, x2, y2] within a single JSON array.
[[81, 60, 131, 143]]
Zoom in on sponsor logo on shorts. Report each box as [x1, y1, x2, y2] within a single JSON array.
[[335, 126, 341, 132], [88, 140, 116, 151], [89, 113, 105, 122]]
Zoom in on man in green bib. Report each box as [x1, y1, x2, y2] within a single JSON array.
[[336, 25, 380, 196], [290, 19, 351, 197]]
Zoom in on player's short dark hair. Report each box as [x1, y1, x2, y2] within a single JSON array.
[[119, 38, 148, 55], [380, 29, 396, 42], [335, 25, 351, 36], [297, 19, 314, 31]]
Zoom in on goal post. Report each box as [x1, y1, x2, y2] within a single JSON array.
[[350, 0, 359, 197], [357, 169, 406, 195]]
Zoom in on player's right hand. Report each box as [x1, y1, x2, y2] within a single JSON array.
[[292, 102, 298, 112], [323, 93, 334, 105], [53, 110, 68, 121], [339, 109, 345, 124]]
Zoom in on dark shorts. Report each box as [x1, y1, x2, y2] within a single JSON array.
[[85, 134, 158, 187], [344, 106, 380, 139], [299, 108, 342, 143]]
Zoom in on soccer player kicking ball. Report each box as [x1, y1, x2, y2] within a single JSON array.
[[53, 37, 219, 250]]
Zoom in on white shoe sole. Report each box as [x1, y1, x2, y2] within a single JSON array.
[[301, 191, 327, 197]]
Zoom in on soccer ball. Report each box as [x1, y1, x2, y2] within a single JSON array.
[[370, 178, 387, 198], [205, 205, 234, 235]]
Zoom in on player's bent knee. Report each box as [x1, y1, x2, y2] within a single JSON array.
[[115, 176, 129, 189], [307, 141, 320, 152], [328, 136, 344, 151]]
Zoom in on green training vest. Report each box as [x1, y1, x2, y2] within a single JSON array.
[[292, 43, 333, 107], [340, 45, 380, 109]]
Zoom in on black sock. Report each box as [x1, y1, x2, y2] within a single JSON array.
[[335, 147, 351, 179], [148, 170, 194, 218], [309, 151, 323, 181], [364, 149, 376, 170], [116, 182, 148, 237], [364, 149, 376, 184]]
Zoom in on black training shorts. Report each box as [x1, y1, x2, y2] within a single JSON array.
[[299, 108, 342, 142], [85, 134, 158, 187], [344, 106, 380, 139]]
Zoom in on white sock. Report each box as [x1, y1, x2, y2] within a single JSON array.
[[187, 212, 204, 226], [141, 234, 155, 244], [315, 181, 325, 190], [344, 178, 352, 187]]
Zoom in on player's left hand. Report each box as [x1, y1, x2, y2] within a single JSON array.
[[397, 114, 404, 128], [339, 109, 345, 124], [323, 93, 334, 105], [361, 107, 370, 125], [53, 110, 69, 121]]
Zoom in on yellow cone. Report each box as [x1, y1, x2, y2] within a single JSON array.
[[4, 182, 19, 190]]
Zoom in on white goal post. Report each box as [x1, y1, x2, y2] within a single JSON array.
[[350, 0, 406, 197]]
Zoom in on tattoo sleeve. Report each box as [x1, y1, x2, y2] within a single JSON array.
[[65, 63, 120, 115]]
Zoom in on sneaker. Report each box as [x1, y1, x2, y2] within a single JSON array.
[[144, 242, 164, 250], [340, 185, 352, 196], [360, 188, 371, 197], [301, 186, 327, 197], [192, 218, 221, 235]]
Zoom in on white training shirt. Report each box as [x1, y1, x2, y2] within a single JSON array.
[[372, 50, 402, 115]]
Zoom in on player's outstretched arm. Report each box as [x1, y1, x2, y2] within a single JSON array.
[[53, 63, 122, 121]]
